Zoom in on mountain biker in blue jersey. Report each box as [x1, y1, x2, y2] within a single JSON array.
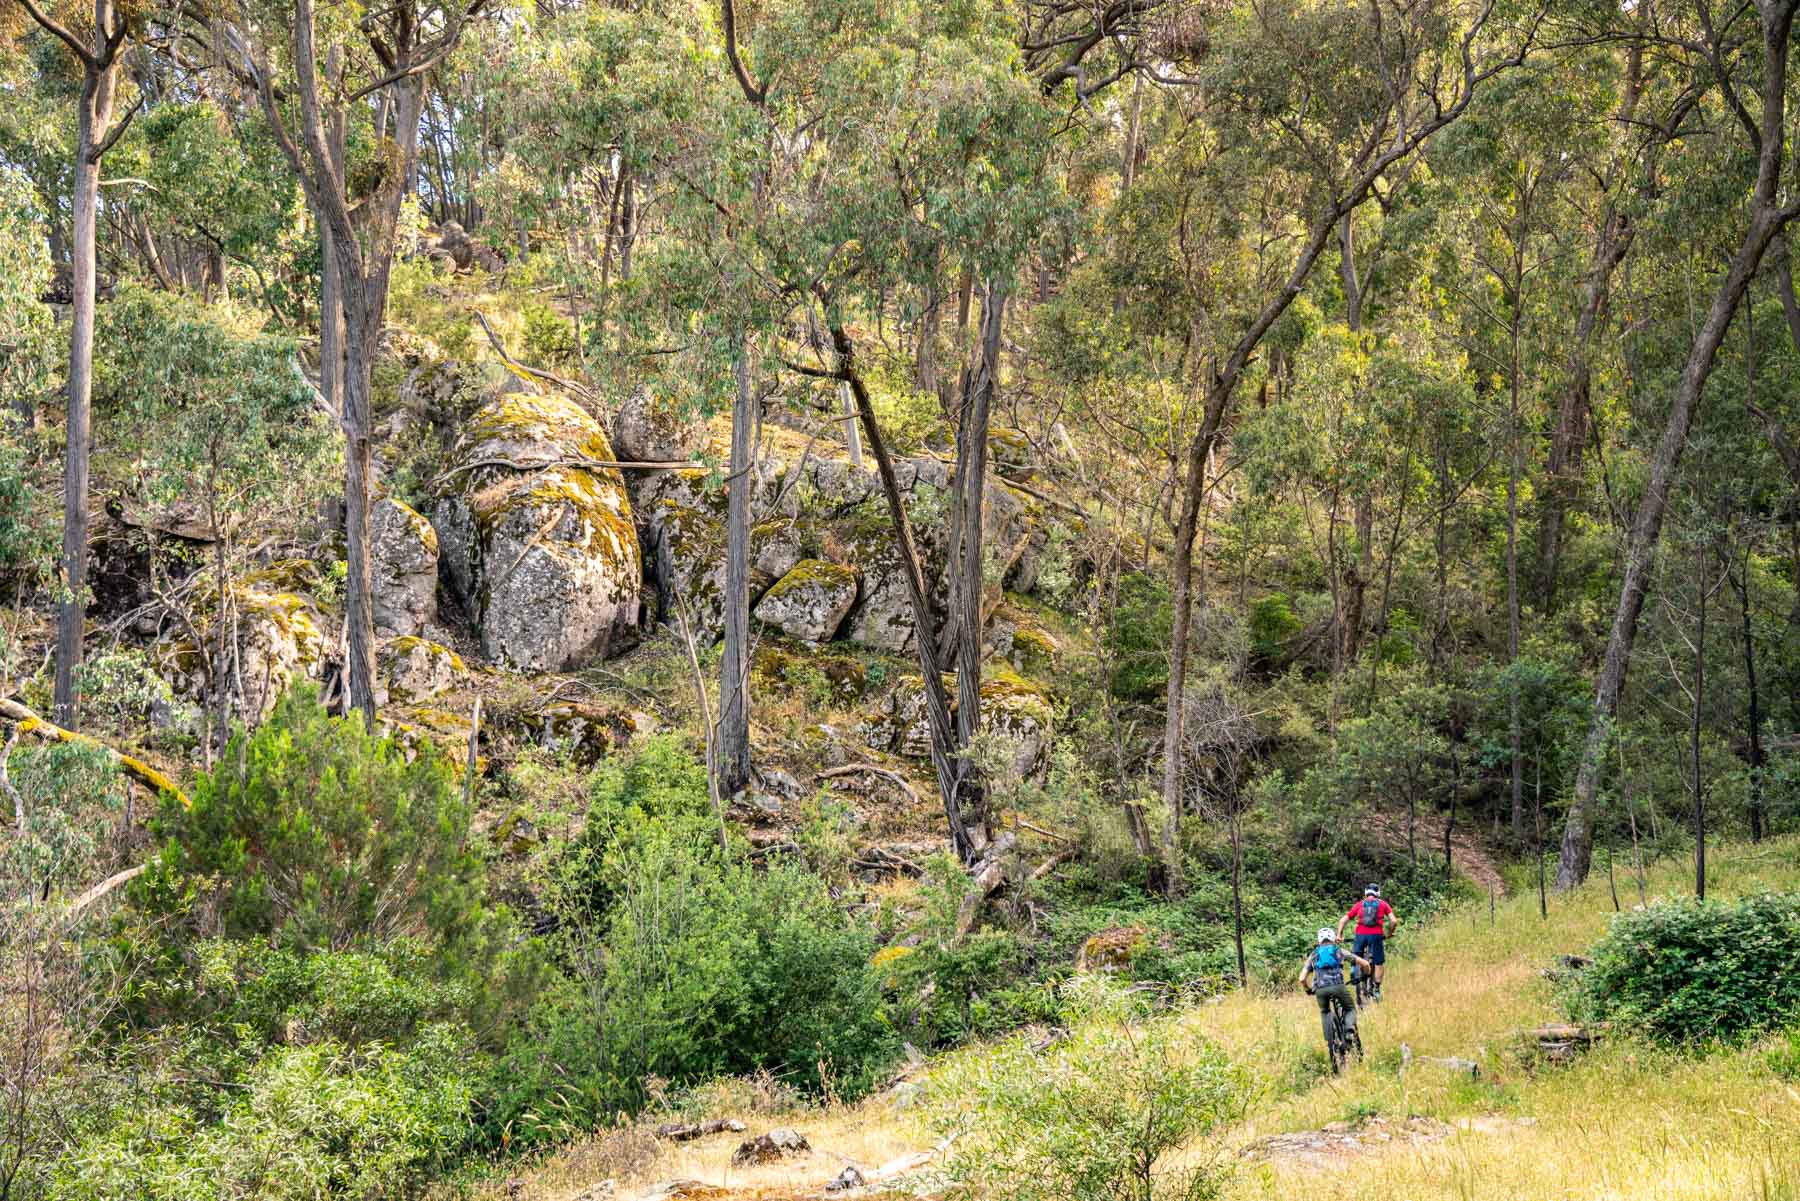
[[1336, 884, 1397, 1000], [1298, 928, 1372, 1051]]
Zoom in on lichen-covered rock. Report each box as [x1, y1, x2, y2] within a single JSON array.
[[380, 704, 481, 772], [983, 668, 1054, 780], [377, 636, 463, 705], [434, 391, 642, 671], [371, 498, 439, 638], [234, 588, 327, 723], [842, 537, 919, 652], [1075, 926, 1155, 974], [869, 668, 1052, 782], [754, 560, 859, 643], [528, 700, 655, 766], [612, 386, 707, 464], [648, 498, 801, 641]]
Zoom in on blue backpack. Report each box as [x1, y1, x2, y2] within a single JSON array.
[[1312, 943, 1345, 989]]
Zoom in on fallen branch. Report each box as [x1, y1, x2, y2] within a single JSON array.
[[1014, 818, 1071, 843], [955, 833, 1017, 941], [818, 762, 920, 805], [471, 308, 598, 402], [999, 476, 1089, 519], [1028, 846, 1077, 881], [0, 698, 190, 807], [654, 1118, 746, 1142], [65, 863, 148, 920]]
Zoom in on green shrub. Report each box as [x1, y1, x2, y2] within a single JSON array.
[[1108, 571, 1171, 702], [53, 1024, 476, 1201], [1767, 1025, 1800, 1081], [1565, 893, 1800, 1043], [138, 687, 491, 966], [491, 740, 897, 1146], [1248, 594, 1300, 665], [928, 977, 1243, 1201]]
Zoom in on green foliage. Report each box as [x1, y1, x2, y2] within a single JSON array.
[[1248, 594, 1300, 666], [1109, 571, 1172, 702], [94, 286, 333, 535], [491, 739, 896, 1147], [138, 687, 490, 964], [1768, 1025, 1800, 1082], [1566, 893, 1800, 1043], [0, 164, 55, 404], [929, 977, 1243, 1201], [521, 299, 579, 368], [53, 1025, 476, 1201]]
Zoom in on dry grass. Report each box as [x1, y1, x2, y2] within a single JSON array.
[[484, 838, 1800, 1200], [1199, 837, 1800, 1200], [490, 1093, 927, 1201]]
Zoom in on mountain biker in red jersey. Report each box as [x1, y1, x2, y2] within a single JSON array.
[[1335, 884, 1397, 1000]]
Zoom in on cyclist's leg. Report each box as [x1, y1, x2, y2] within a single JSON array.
[[1366, 934, 1386, 990], [1316, 989, 1337, 1045]]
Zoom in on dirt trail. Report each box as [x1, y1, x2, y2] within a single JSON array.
[[1242, 1114, 1537, 1168], [1361, 809, 1507, 898]]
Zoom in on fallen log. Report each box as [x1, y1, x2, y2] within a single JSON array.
[[954, 833, 1017, 940], [0, 698, 189, 808], [653, 1118, 745, 1142]]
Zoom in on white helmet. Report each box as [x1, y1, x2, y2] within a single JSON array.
[[1317, 927, 1337, 943]]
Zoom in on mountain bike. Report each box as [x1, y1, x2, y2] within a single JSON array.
[[1324, 990, 1363, 1074]]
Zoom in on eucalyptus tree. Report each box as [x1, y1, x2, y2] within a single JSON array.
[[1148, 0, 1543, 891], [8, 0, 142, 728], [1558, 0, 1800, 887], [204, 0, 491, 725], [607, 0, 1061, 859]]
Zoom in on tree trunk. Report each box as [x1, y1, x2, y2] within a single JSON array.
[[1728, 549, 1765, 843], [340, 297, 379, 728], [1559, 4, 1797, 888], [717, 345, 755, 799], [1693, 533, 1708, 900], [1229, 808, 1247, 989], [948, 283, 1005, 846], [53, 60, 117, 729], [1535, 41, 1645, 611], [1336, 216, 1372, 670], [1507, 301, 1525, 842], [1557, 220, 1793, 883], [832, 324, 974, 863]]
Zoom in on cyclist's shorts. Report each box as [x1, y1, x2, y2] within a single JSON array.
[[1353, 932, 1385, 965]]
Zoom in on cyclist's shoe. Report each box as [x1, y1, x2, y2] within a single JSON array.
[[1373, 986, 1383, 1002]]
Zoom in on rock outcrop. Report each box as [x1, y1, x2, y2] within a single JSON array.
[[753, 560, 859, 643], [612, 387, 707, 464], [371, 498, 439, 638], [377, 636, 463, 704], [233, 589, 328, 723], [866, 668, 1053, 783], [434, 391, 642, 671]]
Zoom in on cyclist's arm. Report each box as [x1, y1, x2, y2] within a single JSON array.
[[1296, 957, 1313, 990], [1335, 913, 1350, 940], [1384, 910, 1398, 936], [1349, 952, 1372, 972]]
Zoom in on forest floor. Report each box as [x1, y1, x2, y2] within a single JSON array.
[[483, 836, 1800, 1201]]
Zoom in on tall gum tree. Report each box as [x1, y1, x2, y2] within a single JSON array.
[[11, 0, 141, 728], [1557, 0, 1800, 888], [1152, 0, 1544, 891], [211, 0, 489, 726]]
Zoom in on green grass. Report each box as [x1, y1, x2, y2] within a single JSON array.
[[1184, 836, 1800, 1200]]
